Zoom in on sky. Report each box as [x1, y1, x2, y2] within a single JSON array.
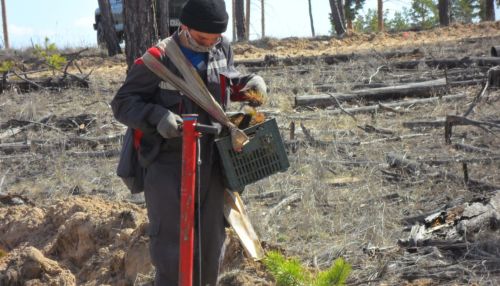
[[1, 0, 499, 49]]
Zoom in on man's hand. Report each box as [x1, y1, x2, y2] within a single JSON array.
[[239, 75, 267, 107], [157, 110, 182, 139]]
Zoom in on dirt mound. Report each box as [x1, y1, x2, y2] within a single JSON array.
[[1, 246, 76, 285], [0, 197, 264, 285], [232, 22, 500, 60], [0, 196, 152, 285]]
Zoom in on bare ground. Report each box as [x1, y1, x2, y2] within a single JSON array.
[[0, 22, 499, 285]]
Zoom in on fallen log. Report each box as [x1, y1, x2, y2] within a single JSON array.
[[266, 192, 302, 218], [386, 152, 499, 192], [424, 155, 500, 165], [302, 94, 467, 117], [284, 133, 426, 153], [0, 142, 31, 153], [0, 127, 23, 140], [295, 78, 481, 108], [284, 139, 360, 151], [291, 157, 381, 166], [0, 114, 55, 130], [297, 79, 446, 107], [66, 149, 120, 158], [359, 134, 426, 145], [403, 118, 447, 129], [0, 140, 74, 154], [357, 124, 395, 135], [453, 143, 499, 155], [351, 83, 388, 90], [314, 77, 483, 93], [0, 154, 36, 161], [404, 116, 500, 130], [0, 134, 123, 154], [234, 48, 422, 68], [245, 190, 284, 200], [0, 75, 89, 93], [391, 56, 500, 69]]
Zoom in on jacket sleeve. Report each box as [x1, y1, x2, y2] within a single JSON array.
[[111, 48, 169, 133]]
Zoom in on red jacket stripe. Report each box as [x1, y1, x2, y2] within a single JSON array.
[[134, 58, 144, 65], [133, 129, 144, 150], [147, 46, 163, 59]]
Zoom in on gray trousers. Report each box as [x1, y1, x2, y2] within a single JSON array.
[[144, 151, 226, 286]]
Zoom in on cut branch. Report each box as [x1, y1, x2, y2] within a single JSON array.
[[267, 192, 302, 218]]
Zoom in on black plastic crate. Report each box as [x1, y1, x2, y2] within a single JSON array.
[[215, 118, 289, 190]]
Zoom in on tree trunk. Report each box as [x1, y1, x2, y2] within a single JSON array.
[[329, 0, 346, 36], [156, 0, 170, 38], [97, 0, 122, 56], [261, 0, 265, 38], [123, 0, 157, 69], [235, 0, 246, 41], [337, 0, 345, 25], [438, 0, 450, 26], [232, 0, 236, 41], [308, 0, 315, 37], [245, 0, 251, 40], [485, 0, 496, 21], [377, 0, 384, 32], [1, 0, 8, 49]]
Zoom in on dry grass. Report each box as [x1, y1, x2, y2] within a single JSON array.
[[236, 34, 499, 284], [1, 26, 499, 285]]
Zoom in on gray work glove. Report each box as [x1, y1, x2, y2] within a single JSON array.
[[157, 110, 182, 139], [240, 75, 267, 107]]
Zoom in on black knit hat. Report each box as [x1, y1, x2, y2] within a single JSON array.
[[180, 0, 229, 34]]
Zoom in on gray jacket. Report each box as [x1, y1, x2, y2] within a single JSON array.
[[111, 32, 255, 193]]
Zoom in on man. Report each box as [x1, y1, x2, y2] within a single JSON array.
[[111, 0, 266, 285]]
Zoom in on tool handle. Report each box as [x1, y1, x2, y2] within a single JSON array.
[[195, 123, 221, 135], [177, 122, 221, 135], [177, 115, 221, 135]]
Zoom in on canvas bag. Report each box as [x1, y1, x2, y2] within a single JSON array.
[[116, 128, 145, 194]]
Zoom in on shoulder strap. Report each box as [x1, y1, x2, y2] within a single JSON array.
[[143, 37, 250, 149]]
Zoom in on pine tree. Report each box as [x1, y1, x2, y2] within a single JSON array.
[[344, 0, 366, 30], [451, 0, 480, 23], [410, 0, 439, 28], [388, 8, 412, 31]]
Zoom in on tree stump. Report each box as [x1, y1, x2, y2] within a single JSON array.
[[488, 66, 500, 87]]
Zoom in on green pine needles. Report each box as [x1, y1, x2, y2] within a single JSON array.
[[314, 258, 352, 286], [264, 251, 308, 286], [0, 60, 14, 74], [34, 37, 67, 71], [263, 251, 351, 286]]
